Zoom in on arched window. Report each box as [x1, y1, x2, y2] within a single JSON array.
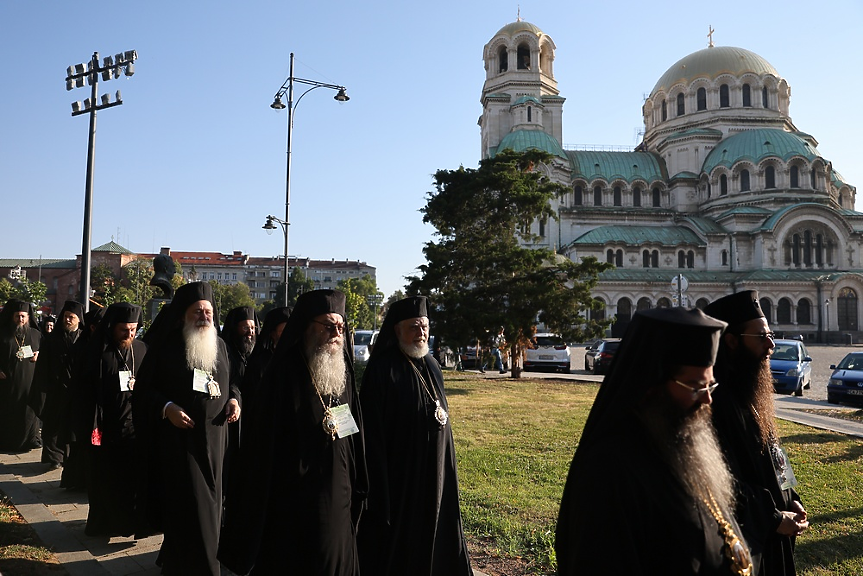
[[613, 186, 622, 206], [815, 234, 823, 266], [637, 297, 652, 311], [721, 249, 728, 266], [760, 298, 772, 323], [810, 168, 817, 189], [792, 233, 801, 267], [742, 84, 751, 107], [676, 93, 685, 116], [740, 169, 751, 192], [617, 298, 632, 322], [498, 47, 508, 72], [538, 219, 545, 237], [762, 86, 769, 108], [651, 250, 659, 268], [517, 44, 530, 69], [652, 188, 661, 207], [657, 297, 671, 308], [797, 299, 811, 324], [765, 166, 776, 189], [574, 185, 583, 205], [720, 174, 728, 195], [607, 249, 615, 264], [590, 299, 606, 322], [661, 99, 667, 121], [687, 250, 694, 268], [777, 298, 792, 324], [594, 186, 602, 206], [615, 249, 623, 267], [697, 87, 707, 111], [633, 186, 641, 207], [678, 250, 686, 268], [527, 106, 532, 122], [642, 250, 650, 268], [803, 230, 812, 266], [838, 287, 859, 331], [719, 84, 730, 107], [696, 298, 709, 310], [707, 182, 711, 198], [790, 166, 799, 188]]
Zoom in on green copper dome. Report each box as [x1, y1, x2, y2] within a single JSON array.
[[495, 129, 568, 162], [494, 20, 544, 38], [702, 129, 820, 175], [652, 46, 779, 95]]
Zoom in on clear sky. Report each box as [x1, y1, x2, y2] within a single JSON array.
[[2, 0, 861, 299]]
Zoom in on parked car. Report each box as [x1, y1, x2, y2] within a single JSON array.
[[525, 333, 576, 373], [584, 338, 621, 375], [827, 352, 863, 406], [769, 339, 812, 396], [352, 329, 379, 364], [429, 335, 457, 369]]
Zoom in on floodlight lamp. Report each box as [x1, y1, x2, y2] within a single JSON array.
[[101, 69, 112, 81], [67, 66, 75, 77], [115, 90, 122, 103], [334, 88, 350, 102], [114, 53, 123, 65], [66, 78, 75, 91], [270, 96, 286, 110], [124, 50, 137, 62], [76, 76, 85, 88], [124, 63, 134, 77], [75, 63, 85, 74], [103, 55, 113, 68], [101, 94, 110, 106], [72, 101, 82, 113], [83, 98, 92, 110]]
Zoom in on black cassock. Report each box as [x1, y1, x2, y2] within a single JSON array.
[[219, 343, 367, 576], [0, 327, 41, 451], [556, 416, 744, 575], [133, 331, 236, 576], [75, 336, 148, 537], [712, 390, 802, 576], [357, 348, 472, 576]]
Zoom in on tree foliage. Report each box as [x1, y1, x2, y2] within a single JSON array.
[[209, 280, 257, 319], [408, 149, 612, 374], [8, 278, 48, 308], [337, 274, 383, 330]]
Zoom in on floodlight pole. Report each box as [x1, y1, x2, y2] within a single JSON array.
[[270, 53, 349, 307], [66, 49, 136, 312]]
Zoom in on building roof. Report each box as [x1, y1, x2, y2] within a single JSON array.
[[493, 20, 544, 38], [567, 150, 666, 184], [702, 129, 821, 175], [511, 95, 542, 107], [651, 45, 779, 95], [92, 240, 133, 254], [571, 225, 704, 247], [680, 216, 728, 235], [597, 268, 860, 284], [0, 258, 77, 269], [495, 129, 569, 161], [717, 206, 773, 219]]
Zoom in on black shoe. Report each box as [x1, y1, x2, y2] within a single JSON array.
[[500, 370, 507, 374], [48, 462, 63, 471]]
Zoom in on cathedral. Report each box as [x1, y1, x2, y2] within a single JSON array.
[[479, 20, 859, 341]]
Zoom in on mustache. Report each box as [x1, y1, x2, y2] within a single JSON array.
[[195, 319, 212, 327]]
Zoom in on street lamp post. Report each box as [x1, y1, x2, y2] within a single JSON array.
[[66, 50, 137, 313], [367, 294, 383, 331], [268, 52, 349, 306], [262, 214, 289, 305]]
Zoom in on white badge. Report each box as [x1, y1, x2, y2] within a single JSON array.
[[17, 345, 34, 359], [119, 370, 134, 392], [192, 369, 211, 393], [331, 404, 360, 438]]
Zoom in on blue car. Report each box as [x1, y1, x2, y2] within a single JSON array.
[[769, 339, 812, 396], [827, 352, 863, 406]]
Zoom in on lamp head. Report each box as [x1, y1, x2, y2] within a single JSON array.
[[334, 88, 350, 102], [271, 96, 286, 110], [263, 216, 277, 235]]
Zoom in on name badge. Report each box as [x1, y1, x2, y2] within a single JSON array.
[[331, 404, 359, 438], [17, 345, 34, 360], [119, 370, 134, 392], [192, 369, 211, 393], [774, 446, 798, 490]]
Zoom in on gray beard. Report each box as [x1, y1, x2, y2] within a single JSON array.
[[14, 325, 27, 339], [184, 322, 218, 373], [238, 337, 255, 358], [305, 340, 346, 398], [641, 394, 736, 516], [399, 341, 429, 359]]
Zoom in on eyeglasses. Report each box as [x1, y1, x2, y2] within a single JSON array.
[[672, 379, 720, 397], [739, 332, 776, 341], [313, 320, 346, 334]]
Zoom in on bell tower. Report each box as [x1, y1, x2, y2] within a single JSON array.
[[479, 20, 563, 159]]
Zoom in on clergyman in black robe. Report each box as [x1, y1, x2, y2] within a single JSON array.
[[357, 295, 472, 576], [705, 290, 808, 575], [133, 282, 240, 575], [32, 300, 85, 470], [0, 299, 42, 452], [239, 306, 290, 416], [219, 289, 367, 576], [556, 308, 755, 575], [74, 302, 147, 537]]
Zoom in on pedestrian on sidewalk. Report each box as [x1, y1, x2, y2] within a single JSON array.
[[0, 299, 42, 452]]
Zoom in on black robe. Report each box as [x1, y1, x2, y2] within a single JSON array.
[[76, 336, 148, 537], [712, 389, 801, 576], [556, 416, 746, 575], [219, 343, 367, 576], [357, 347, 472, 576], [0, 327, 41, 451], [32, 328, 81, 465], [133, 330, 236, 576]]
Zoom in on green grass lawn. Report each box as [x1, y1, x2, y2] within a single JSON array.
[[447, 374, 863, 575]]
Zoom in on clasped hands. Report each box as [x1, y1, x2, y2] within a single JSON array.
[[166, 398, 241, 429]]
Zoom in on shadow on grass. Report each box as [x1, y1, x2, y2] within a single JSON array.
[[782, 431, 844, 446], [808, 505, 863, 525], [796, 531, 863, 572], [0, 558, 67, 575]]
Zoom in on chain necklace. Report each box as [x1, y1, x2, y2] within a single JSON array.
[[303, 355, 339, 440], [403, 353, 448, 426], [116, 344, 136, 390], [14, 331, 28, 360], [698, 488, 753, 576]]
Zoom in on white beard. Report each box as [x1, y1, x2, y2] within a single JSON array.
[[306, 340, 346, 398], [400, 341, 429, 359], [184, 321, 218, 373], [675, 407, 736, 513]]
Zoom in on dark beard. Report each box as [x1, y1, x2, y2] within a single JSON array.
[[14, 325, 27, 339], [116, 338, 133, 351], [238, 337, 255, 358], [730, 346, 777, 449]]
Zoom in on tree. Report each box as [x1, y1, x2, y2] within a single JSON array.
[[123, 258, 157, 306], [338, 274, 382, 329], [0, 278, 16, 303], [14, 278, 47, 308], [209, 281, 256, 319], [408, 148, 612, 377], [90, 264, 121, 306]]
